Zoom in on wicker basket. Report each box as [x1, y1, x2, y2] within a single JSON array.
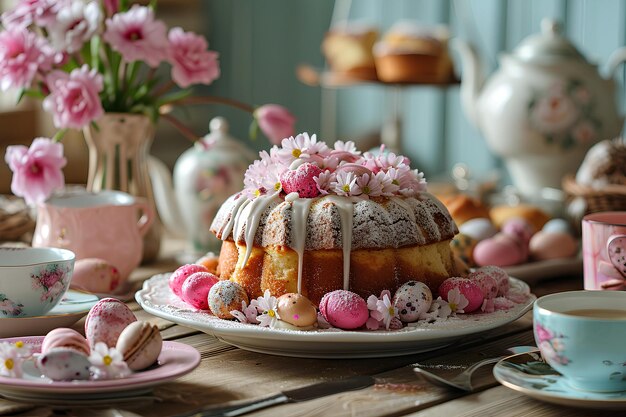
[[563, 175, 626, 214]]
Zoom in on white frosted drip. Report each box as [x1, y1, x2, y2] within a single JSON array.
[[291, 197, 314, 294], [391, 197, 416, 224], [231, 198, 252, 242], [241, 192, 280, 268], [325, 196, 354, 290], [221, 196, 249, 240]]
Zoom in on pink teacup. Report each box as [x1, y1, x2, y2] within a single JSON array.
[[32, 190, 154, 286], [582, 211, 626, 290]]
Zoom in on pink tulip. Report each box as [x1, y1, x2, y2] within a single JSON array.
[[5, 138, 66, 206], [168, 27, 220, 88], [42, 65, 104, 129], [103, 5, 168, 67], [254, 104, 296, 145], [0, 27, 54, 91]]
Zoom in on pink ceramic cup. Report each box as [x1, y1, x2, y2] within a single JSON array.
[[582, 211, 626, 291], [32, 190, 154, 284]]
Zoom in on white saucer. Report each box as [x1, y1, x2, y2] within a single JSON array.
[[0, 290, 99, 338], [136, 273, 535, 359], [494, 351, 626, 410]]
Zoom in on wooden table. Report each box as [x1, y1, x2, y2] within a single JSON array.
[[2, 238, 602, 417]]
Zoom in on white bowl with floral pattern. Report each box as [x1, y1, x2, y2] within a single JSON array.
[[0, 247, 75, 318]]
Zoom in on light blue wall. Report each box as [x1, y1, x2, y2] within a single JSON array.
[[198, 0, 626, 184]]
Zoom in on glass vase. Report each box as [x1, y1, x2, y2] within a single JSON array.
[[83, 113, 161, 263]]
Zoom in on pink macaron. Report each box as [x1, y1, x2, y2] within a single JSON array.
[[169, 264, 209, 298], [319, 290, 368, 330], [42, 328, 90, 356]]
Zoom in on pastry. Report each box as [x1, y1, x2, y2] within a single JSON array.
[[489, 204, 550, 232], [440, 194, 490, 226], [322, 22, 378, 81]]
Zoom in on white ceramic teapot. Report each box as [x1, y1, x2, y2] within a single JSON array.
[[455, 19, 626, 196], [149, 117, 256, 256]]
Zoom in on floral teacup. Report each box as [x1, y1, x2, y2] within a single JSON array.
[[0, 247, 74, 317], [533, 291, 626, 392]]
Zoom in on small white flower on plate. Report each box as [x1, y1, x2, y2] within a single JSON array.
[[88, 342, 130, 380]]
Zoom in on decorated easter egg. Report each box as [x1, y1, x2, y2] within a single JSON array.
[[71, 258, 121, 294], [471, 266, 510, 297], [392, 281, 432, 323], [42, 328, 90, 356], [529, 231, 578, 261], [276, 293, 317, 327], [450, 233, 478, 266], [169, 264, 209, 298], [474, 233, 527, 267], [438, 277, 484, 313], [501, 217, 535, 245], [280, 162, 323, 198], [181, 271, 219, 310], [85, 298, 137, 348], [37, 348, 91, 381], [208, 280, 249, 319], [466, 271, 498, 300], [116, 321, 163, 371], [458, 218, 497, 242], [319, 290, 368, 330], [542, 218, 572, 234]]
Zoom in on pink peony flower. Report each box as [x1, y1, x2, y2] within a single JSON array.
[[5, 137, 66, 205], [47, 1, 101, 53], [1, 0, 64, 28], [168, 27, 220, 88], [255, 105, 296, 145], [42, 65, 104, 129], [0, 27, 54, 91], [103, 5, 168, 67]]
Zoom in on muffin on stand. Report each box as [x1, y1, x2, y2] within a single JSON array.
[[321, 22, 378, 81]]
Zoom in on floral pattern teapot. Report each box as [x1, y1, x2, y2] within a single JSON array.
[[455, 19, 626, 195]]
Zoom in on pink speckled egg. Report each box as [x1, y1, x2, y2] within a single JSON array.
[[169, 264, 209, 298], [85, 298, 137, 348], [276, 293, 317, 327], [529, 231, 577, 261], [438, 278, 484, 313], [474, 233, 527, 267], [466, 271, 498, 300], [501, 217, 535, 245], [392, 281, 432, 323], [472, 266, 510, 297], [181, 272, 219, 310], [319, 290, 368, 330], [71, 258, 121, 293], [208, 280, 249, 319]]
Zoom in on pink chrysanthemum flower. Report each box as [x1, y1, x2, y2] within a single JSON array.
[[0, 27, 54, 91], [47, 1, 101, 54], [446, 288, 469, 314], [103, 5, 168, 67], [276, 133, 328, 166], [355, 173, 383, 199], [379, 169, 400, 196], [1, 0, 64, 28], [5, 137, 66, 206], [314, 169, 334, 195], [331, 171, 361, 197], [230, 300, 258, 324], [43, 65, 104, 129], [168, 27, 220, 88], [243, 149, 286, 198]]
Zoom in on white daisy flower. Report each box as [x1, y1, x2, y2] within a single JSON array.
[[446, 288, 469, 314], [0, 342, 22, 378], [88, 342, 130, 380], [255, 290, 280, 327]]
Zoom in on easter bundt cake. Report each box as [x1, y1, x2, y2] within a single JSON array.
[[210, 134, 459, 305]]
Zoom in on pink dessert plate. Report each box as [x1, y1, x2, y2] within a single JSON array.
[[0, 336, 200, 402]]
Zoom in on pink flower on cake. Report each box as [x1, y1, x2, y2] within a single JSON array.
[[43, 65, 104, 129], [88, 342, 130, 380], [1, 0, 63, 28], [103, 5, 168, 67], [254, 104, 296, 146], [0, 27, 53, 90], [446, 288, 469, 314], [168, 27, 220, 88], [255, 290, 280, 328], [314, 170, 334, 195], [333, 140, 360, 156], [5, 138, 66, 205], [331, 171, 361, 197], [355, 173, 383, 199], [277, 133, 327, 166]]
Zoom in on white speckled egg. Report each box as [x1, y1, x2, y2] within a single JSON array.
[[37, 347, 91, 381], [458, 218, 498, 241], [85, 298, 137, 348], [542, 218, 572, 234], [72, 258, 121, 293], [392, 281, 432, 323]]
